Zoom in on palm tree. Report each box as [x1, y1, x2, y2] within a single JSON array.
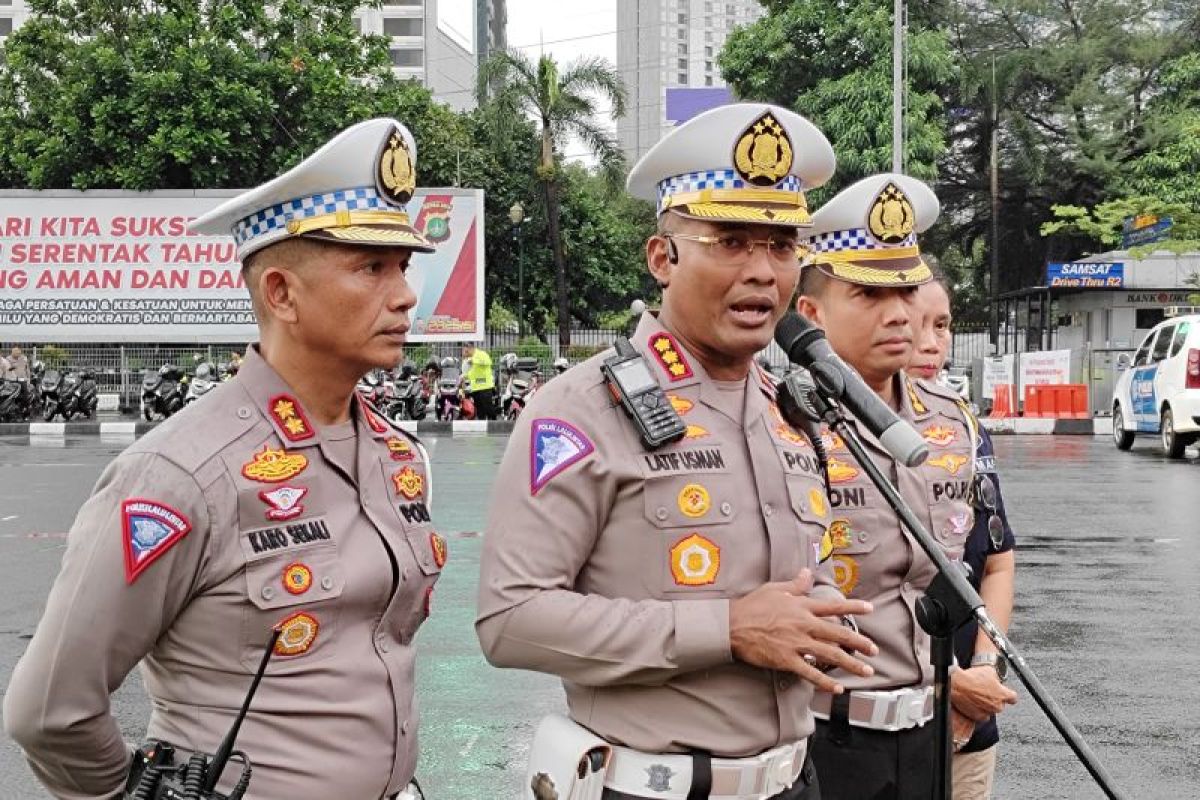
[[478, 50, 627, 348]]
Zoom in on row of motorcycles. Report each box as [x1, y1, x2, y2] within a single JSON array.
[[357, 354, 569, 423], [0, 362, 99, 422], [141, 361, 240, 420]]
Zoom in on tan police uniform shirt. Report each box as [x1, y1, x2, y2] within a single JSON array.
[[3, 346, 445, 800], [476, 312, 841, 757], [819, 374, 976, 692]]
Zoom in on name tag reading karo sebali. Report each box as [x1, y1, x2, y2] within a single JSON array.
[[243, 517, 332, 558]]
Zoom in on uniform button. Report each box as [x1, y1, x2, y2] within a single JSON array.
[[858, 532, 868, 542], [237, 406, 252, 419], [402, 568, 410, 582], [320, 576, 334, 591], [720, 502, 732, 516], [401, 720, 410, 735], [763, 503, 774, 517], [777, 675, 792, 690], [655, 507, 669, 521], [261, 586, 275, 600], [902, 582, 912, 592], [376, 634, 390, 653]]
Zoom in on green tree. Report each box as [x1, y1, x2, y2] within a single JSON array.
[[0, 0, 476, 190], [719, 0, 954, 194], [1127, 52, 1200, 207], [477, 50, 628, 347], [1040, 196, 1200, 252]]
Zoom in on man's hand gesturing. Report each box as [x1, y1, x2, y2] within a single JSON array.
[[729, 569, 877, 694]]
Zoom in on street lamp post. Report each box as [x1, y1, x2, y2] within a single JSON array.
[[508, 201, 526, 339]]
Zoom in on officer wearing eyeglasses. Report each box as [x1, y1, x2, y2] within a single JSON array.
[[477, 103, 880, 800], [907, 272, 1018, 800]]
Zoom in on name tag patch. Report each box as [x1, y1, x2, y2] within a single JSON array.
[[244, 517, 332, 556]]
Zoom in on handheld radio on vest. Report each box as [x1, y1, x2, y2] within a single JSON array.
[[602, 337, 687, 450]]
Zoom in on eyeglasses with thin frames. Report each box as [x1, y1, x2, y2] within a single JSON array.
[[662, 231, 807, 265]]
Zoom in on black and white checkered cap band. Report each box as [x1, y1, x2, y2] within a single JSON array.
[[232, 187, 393, 248], [807, 228, 917, 253], [656, 170, 802, 208]]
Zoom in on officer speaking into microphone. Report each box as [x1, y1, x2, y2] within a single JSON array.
[[4, 119, 445, 799], [476, 103, 878, 800], [790, 174, 980, 799]]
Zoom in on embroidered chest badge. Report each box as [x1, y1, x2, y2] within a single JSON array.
[[430, 532, 448, 568], [242, 445, 309, 483], [670, 533, 720, 586], [274, 611, 319, 656], [530, 418, 595, 496], [122, 498, 192, 584], [667, 394, 694, 415], [392, 466, 424, 500], [269, 394, 314, 442], [259, 485, 307, 521], [648, 333, 693, 381], [826, 457, 860, 484], [677, 484, 711, 518], [282, 562, 313, 595], [922, 424, 956, 447], [928, 453, 969, 476], [385, 436, 415, 461]]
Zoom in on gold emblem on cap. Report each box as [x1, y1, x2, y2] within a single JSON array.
[[868, 182, 915, 244], [733, 112, 793, 187], [377, 129, 415, 205]]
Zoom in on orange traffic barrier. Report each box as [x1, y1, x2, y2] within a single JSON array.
[[990, 384, 1014, 418], [1022, 384, 1090, 418]]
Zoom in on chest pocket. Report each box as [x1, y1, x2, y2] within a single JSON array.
[[918, 411, 974, 558], [393, 528, 444, 644], [641, 473, 735, 530], [240, 541, 345, 669], [639, 474, 736, 597]]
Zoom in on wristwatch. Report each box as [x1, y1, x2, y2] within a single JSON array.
[[970, 652, 1009, 683]]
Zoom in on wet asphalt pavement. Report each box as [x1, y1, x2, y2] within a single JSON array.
[[0, 433, 1197, 799]]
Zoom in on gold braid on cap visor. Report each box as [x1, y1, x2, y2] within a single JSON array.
[[661, 187, 812, 225], [808, 251, 933, 285], [285, 209, 413, 235]]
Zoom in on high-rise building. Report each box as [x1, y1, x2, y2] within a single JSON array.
[[616, 0, 763, 162], [0, 1, 506, 112]]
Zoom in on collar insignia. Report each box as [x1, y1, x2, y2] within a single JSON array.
[[269, 394, 314, 442], [648, 333, 693, 381]]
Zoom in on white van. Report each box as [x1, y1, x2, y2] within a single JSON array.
[[1111, 313, 1200, 457]]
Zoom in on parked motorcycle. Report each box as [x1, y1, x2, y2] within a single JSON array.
[[435, 357, 464, 421], [499, 355, 542, 420], [40, 368, 66, 421], [0, 378, 28, 421], [142, 364, 186, 421], [185, 362, 219, 405], [386, 363, 427, 421], [57, 368, 98, 420]]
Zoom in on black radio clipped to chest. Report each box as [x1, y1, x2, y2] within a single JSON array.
[[601, 337, 687, 450]]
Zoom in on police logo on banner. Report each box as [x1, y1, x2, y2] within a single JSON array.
[[530, 418, 594, 495], [122, 498, 192, 584]]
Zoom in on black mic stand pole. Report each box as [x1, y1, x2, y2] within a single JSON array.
[[793, 382, 1126, 800]]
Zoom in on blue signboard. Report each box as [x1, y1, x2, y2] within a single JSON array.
[[1046, 261, 1125, 288], [1121, 218, 1173, 248]]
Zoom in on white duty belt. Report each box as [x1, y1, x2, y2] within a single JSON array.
[[811, 686, 934, 732], [604, 739, 808, 800]]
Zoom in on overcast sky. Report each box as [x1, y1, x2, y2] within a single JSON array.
[[502, 0, 619, 161]]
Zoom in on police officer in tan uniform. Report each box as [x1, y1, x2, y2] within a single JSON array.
[[477, 104, 879, 800], [794, 174, 979, 799], [3, 119, 446, 800]]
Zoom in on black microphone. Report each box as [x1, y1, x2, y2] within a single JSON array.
[[774, 312, 928, 467]]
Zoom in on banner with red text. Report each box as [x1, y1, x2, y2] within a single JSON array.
[[0, 189, 484, 343]]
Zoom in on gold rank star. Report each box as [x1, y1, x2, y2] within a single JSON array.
[[273, 399, 295, 420], [284, 417, 306, 435]]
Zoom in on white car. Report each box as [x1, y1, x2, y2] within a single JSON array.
[[1112, 313, 1200, 457]]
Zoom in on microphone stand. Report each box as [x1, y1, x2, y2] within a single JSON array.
[[785, 379, 1126, 800]]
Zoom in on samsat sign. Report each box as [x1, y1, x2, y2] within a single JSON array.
[[0, 190, 484, 343], [1046, 261, 1125, 288]]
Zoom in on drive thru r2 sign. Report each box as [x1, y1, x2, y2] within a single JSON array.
[[1046, 261, 1125, 288]]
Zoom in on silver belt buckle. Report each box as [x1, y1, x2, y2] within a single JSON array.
[[895, 689, 928, 728]]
